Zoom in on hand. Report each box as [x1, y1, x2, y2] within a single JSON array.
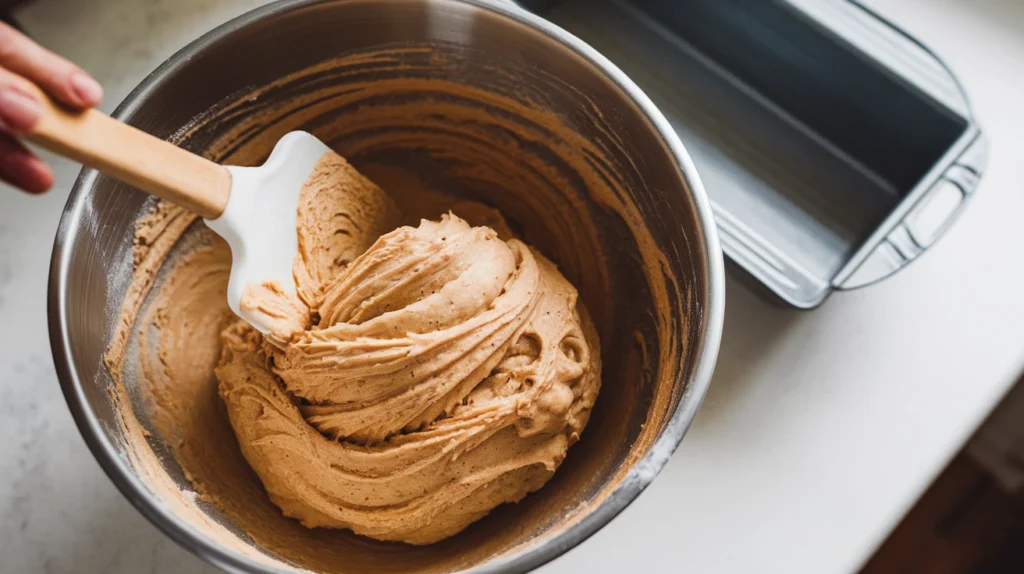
[[0, 22, 102, 194]]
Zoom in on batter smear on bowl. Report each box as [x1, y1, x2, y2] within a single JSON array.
[[147, 150, 602, 544]]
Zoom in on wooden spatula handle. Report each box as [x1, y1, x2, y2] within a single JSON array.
[[18, 79, 231, 219]]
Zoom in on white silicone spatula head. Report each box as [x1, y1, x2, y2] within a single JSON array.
[[16, 74, 321, 335], [204, 131, 329, 334]]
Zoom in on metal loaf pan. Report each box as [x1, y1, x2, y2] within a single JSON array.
[[523, 0, 986, 307]]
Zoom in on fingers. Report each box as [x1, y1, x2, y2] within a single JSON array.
[[0, 65, 52, 194], [0, 23, 100, 194], [0, 22, 102, 109], [0, 130, 53, 194], [0, 65, 41, 132], [0, 65, 41, 133]]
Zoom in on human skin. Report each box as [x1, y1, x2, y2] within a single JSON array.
[[0, 22, 103, 193]]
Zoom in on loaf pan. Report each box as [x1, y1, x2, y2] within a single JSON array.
[[523, 0, 986, 307]]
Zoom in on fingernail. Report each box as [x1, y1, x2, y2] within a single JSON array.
[[0, 88, 41, 132], [70, 71, 103, 106]]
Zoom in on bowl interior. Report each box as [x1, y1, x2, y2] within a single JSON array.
[[53, 1, 715, 572]]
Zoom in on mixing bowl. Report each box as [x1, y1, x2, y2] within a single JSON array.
[[48, 0, 724, 572]]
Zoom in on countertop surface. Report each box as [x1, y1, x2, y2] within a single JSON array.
[[2, 0, 1023, 572]]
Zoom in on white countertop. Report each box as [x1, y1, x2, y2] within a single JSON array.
[[1, 0, 1023, 572]]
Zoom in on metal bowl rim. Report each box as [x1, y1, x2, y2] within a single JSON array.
[[46, 1, 725, 572]]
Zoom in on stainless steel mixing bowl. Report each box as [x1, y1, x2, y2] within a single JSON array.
[[48, 1, 724, 572]]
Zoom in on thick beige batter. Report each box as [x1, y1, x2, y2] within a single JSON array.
[[146, 151, 602, 545]]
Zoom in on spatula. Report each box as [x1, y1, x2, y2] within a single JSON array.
[[13, 76, 324, 336]]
